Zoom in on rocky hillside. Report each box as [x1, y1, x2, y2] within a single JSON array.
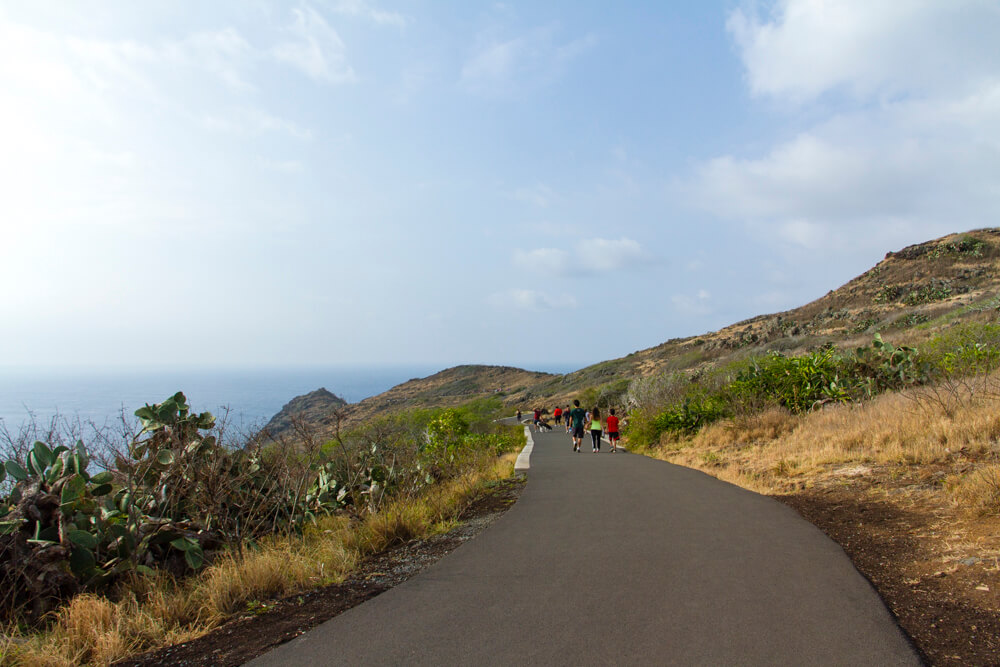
[[522, 228, 1000, 403], [268, 228, 1000, 433], [263, 388, 348, 438], [267, 365, 555, 439], [344, 365, 553, 423]]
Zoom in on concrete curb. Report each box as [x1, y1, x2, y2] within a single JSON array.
[[515, 427, 533, 471]]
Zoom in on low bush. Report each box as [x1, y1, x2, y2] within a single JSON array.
[[651, 391, 728, 436], [627, 334, 934, 448], [919, 322, 1000, 378], [0, 393, 523, 624], [729, 346, 848, 413]]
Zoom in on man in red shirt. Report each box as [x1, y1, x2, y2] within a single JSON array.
[[553, 406, 563, 424], [606, 408, 621, 453]]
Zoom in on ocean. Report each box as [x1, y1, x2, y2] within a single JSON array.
[[0, 363, 577, 435]]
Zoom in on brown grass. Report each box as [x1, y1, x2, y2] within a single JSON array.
[[633, 378, 1000, 499], [1, 452, 516, 667], [947, 464, 1000, 518]]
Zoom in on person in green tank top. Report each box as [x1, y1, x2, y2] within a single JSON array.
[[587, 406, 603, 452]]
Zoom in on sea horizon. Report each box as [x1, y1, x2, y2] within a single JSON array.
[[0, 362, 582, 434]]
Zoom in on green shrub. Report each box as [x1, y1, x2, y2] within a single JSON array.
[[903, 279, 953, 305], [846, 334, 925, 399], [892, 313, 929, 329], [652, 391, 728, 435], [920, 322, 1000, 378], [0, 393, 523, 623], [873, 284, 901, 304], [729, 348, 849, 413], [850, 318, 879, 334], [932, 235, 987, 258]]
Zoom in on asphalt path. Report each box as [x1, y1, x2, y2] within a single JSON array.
[[249, 420, 921, 666]]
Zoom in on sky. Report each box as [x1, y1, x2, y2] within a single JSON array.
[[2, 0, 999, 370]]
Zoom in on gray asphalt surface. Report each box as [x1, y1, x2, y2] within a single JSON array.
[[249, 421, 921, 666]]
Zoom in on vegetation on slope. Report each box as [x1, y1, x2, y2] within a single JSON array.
[[5, 228, 1000, 664], [0, 394, 522, 665], [290, 229, 1000, 427]]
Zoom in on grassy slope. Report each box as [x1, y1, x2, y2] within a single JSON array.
[[316, 228, 1000, 422], [536, 228, 1000, 400]]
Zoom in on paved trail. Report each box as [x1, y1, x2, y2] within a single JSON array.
[[250, 422, 921, 666]]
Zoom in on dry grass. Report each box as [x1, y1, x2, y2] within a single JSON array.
[[1, 452, 516, 667], [635, 378, 1000, 500], [947, 465, 1000, 518]]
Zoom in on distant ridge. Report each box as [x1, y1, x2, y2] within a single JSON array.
[[265, 229, 1000, 436], [263, 388, 347, 438]]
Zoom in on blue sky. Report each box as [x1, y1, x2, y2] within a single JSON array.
[[2, 1, 999, 370]]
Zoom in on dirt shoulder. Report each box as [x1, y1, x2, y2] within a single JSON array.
[[775, 479, 1000, 666], [115, 476, 525, 667]]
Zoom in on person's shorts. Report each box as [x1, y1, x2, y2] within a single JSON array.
[[572, 425, 585, 438], [608, 431, 620, 442]]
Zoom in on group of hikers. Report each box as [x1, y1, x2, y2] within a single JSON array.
[[516, 401, 621, 453]]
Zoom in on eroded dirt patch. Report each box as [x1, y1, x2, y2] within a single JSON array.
[[777, 486, 1000, 666], [115, 476, 524, 667]]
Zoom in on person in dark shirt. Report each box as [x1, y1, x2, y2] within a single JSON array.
[[570, 399, 587, 452]]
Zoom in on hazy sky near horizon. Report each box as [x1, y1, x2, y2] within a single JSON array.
[[2, 1, 999, 370]]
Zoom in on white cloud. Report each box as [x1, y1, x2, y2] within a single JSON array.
[[528, 220, 576, 237], [256, 157, 305, 173], [576, 238, 646, 272], [513, 238, 649, 276], [512, 183, 556, 207], [327, 0, 406, 27], [176, 28, 256, 91], [514, 248, 571, 273], [685, 92, 1000, 246], [200, 108, 313, 140], [491, 289, 576, 312], [727, 0, 1000, 102], [683, 1, 1000, 251], [271, 6, 356, 84], [672, 290, 712, 316], [461, 27, 596, 96]]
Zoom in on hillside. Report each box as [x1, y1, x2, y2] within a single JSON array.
[[521, 228, 1000, 404], [263, 388, 348, 438], [264, 365, 556, 439], [271, 228, 1000, 430], [344, 364, 554, 423]]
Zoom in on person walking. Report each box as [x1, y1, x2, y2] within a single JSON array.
[[570, 400, 587, 452], [516, 409, 522, 423], [564, 406, 572, 432], [533, 408, 542, 432], [553, 405, 563, 426], [588, 407, 603, 453], [606, 408, 620, 453]]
